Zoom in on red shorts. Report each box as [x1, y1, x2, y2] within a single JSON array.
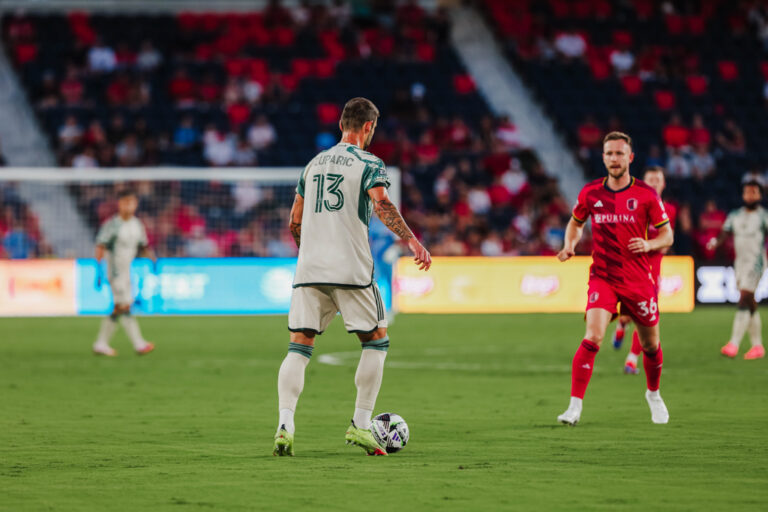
[[649, 252, 663, 293], [586, 277, 660, 327]]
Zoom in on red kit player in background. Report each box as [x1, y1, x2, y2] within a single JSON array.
[[612, 166, 677, 374], [556, 132, 673, 425]]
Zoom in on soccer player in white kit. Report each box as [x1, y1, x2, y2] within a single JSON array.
[[273, 98, 431, 456], [92, 189, 156, 357], [707, 180, 767, 360]]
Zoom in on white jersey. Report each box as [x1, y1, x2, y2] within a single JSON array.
[[293, 142, 390, 288], [96, 215, 149, 278], [723, 206, 768, 274]]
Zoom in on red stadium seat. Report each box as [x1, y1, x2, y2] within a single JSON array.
[[291, 59, 314, 80], [717, 61, 739, 81], [654, 90, 676, 111], [416, 42, 436, 62], [589, 58, 611, 81], [665, 15, 684, 35], [317, 103, 341, 125], [225, 58, 248, 76], [453, 74, 476, 94], [687, 16, 706, 35], [314, 59, 336, 79], [620, 75, 643, 96], [272, 27, 295, 47], [612, 30, 633, 47], [14, 43, 37, 65], [634, 0, 654, 19], [761, 61, 768, 81], [686, 75, 708, 96]]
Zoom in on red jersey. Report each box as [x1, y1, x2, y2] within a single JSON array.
[[572, 177, 670, 287]]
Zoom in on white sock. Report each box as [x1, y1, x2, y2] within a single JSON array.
[[277, 351, 311, 433], [748, 311, 763, 347], [568, 396, 583, 412], [626, 352, 638, 365], [94, 317, 118, 349], [353, 407, 373, 430], [647, 389, 661, 399], [353, 346, 387, 429], [729, 310, 751, 348], [278, 408, 295, 434], [119, 315, 147, 350]]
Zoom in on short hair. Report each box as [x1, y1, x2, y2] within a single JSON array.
[[117, 188, 136, 199], [603, 131, 633, 149], [340, 97, 380, 132], [643, 166, 665, 178]]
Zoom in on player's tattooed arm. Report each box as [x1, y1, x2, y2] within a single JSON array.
[[289, 194, 304, 248], [372, 196, 414, 240], [369, 187, 431, 271]]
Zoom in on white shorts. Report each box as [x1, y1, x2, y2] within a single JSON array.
[[735, 262, 764, 293], [110, 273, 134, 306], [288, 283, 387, 334]]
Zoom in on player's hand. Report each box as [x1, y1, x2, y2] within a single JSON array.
[[705, 237, 717, 252], [628, 237, 651, 254], [407, 237, 431, 271], [557, 248, 574, 262]]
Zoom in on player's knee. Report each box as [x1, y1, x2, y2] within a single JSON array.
[[290, 330, 316, 346], [357, 327, 387, 343], [583, 332, 603, 345]]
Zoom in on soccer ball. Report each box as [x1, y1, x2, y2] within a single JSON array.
[[370, 412, 409, 453]]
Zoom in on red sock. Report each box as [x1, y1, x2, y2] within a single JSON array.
[[630, 331, 642, 356], [643, 345, 663, 392], [571, 339, 600, 399]]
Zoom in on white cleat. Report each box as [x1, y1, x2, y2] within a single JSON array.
[[645, 390, 669, 424], [557, 397, 582, 426]]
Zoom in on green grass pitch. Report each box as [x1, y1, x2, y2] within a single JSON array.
[[2, 308, 767, 511]]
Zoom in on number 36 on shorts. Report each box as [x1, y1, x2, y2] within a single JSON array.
[[636, 297, 658, 322]]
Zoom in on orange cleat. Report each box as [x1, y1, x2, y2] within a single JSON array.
[[93, 346, 117, 357], [720, 343, 738, 358], [744, 345, 765, 360], [137, 342, 155, 355]]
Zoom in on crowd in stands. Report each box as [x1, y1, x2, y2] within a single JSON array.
[[484, 0, 768, 262], [3, 1, 575, 259]]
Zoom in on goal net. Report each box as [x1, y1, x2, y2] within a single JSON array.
[[0, 167, 400, 316]]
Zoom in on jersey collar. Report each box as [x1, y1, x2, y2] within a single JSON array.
[[603, 176, 635, 193]]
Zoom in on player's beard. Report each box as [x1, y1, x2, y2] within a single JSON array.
[[363, 130, 374, 151], [607, 165, 628, 180], [745, 200, 760, 210]]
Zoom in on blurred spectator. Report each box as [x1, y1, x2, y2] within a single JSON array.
[[554, 29, 587, 59], [690, 114, 711, 147], [173, 116, 200, 149], [689, 144, 715, 180], [577, 115, 602, 159], [715, 119, 746, 155], [136, 40, 162, 71], [168, 69, 196, 106], [58, 116, 83, 149], [666, 148, 691, 179], [3, 220, 36, 259], [316, 131, 335, 151], [88, 37, 117, 73], [115, 134, 143, 166], [203, 126, 235, 166], [662, 114, 690, 150], [496, 116, 525, 150], [233, 138, 257, 166], [60, 67, 84, 105], [247, 115, 277, 150], [185, 225, 218, 257], [609, 45, 635, 74], [72, 147, 98, 168]]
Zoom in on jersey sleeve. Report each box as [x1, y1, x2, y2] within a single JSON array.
[[723, 211, 735, 232], [296, 164, 310, 198], [648, 194, 670, 228], [362, 162, 390, 191], [571, 186, 590, 224], [95, 219, 115, 248]]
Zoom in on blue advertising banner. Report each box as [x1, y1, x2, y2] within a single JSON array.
[[75, 258, 392, 316]]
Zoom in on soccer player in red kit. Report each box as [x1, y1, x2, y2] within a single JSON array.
[[612, 166, 677, 374], [557, 132, 673, 425]]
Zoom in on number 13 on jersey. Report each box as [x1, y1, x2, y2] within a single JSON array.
[[313, 173, 345, 212]]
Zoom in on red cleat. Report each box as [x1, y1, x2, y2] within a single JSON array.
[[721, 343, 738, 358], [137, 342, 155, 355], [744, 345, 765, 360]]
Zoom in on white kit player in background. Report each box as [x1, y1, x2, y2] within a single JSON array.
[[272, 97, 431, 456], [707, 179, 767, 359], [92, 189, 156, 357]]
